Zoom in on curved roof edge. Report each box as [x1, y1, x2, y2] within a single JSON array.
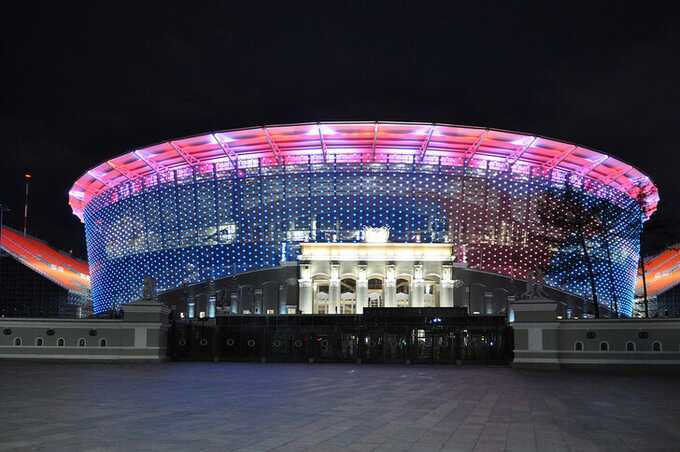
[[68, 121, 659, 221]]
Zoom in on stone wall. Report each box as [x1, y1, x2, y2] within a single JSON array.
[[0, 300, 169, 362], [511, 300, 680, 370]]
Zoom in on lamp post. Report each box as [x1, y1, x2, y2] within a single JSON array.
[[23, 173, 31, 236]]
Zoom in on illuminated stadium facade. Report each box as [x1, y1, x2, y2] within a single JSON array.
[[69, 122, 658, 317]]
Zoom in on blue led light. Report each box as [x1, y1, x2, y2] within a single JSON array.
[[83, 162, 642, 316]]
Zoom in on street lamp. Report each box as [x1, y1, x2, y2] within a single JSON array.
[[23, 173, 31, 236]]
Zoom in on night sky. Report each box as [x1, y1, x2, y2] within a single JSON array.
[[2, 2, 679, 259]]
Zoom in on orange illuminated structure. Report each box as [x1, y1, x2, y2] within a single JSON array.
[[0, 226, 90, 317], [636, 246, 680, 317]]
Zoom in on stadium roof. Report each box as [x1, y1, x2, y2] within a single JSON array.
[[0, 226, 90, 294], [636, 245, 680, 298], [69, 121, 659, 221]]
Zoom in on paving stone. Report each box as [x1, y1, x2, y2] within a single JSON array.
[[0, 362, 677, 451]]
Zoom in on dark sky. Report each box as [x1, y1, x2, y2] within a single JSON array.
[[2, 2, 679, 259]]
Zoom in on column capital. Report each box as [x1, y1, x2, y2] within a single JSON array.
[[413, 263, 424, 283], [385, 263, 397, 284], [441, 263, 453, 282], [357, 263, 368, 283], [300, 262, 312, 281]]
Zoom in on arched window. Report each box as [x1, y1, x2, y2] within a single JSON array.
[[626, 341, 636, 352], [99, 338, 107, 347], [574, 341, 583, 352], [367, 278, 384, 308], [13, 337, 22, 346], [600, 341, 609, 352], [396, 278, 410, 295], [368, 278, 383, 290], [652, 341, 662, 352], [35, 337, 44, 347], [77, 338, 87, 347], [57, 338, 65, 347]]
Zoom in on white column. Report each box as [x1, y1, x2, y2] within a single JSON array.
[[207, 279, 216, 318], [298, 263, 313, 314], [411, 263, 424, 308], [207, 297, 216, 318], [384, 263, 396, 308], [356, 264, 368, 314], [329, 262, 340, 314], [440, 264, 453, 308]]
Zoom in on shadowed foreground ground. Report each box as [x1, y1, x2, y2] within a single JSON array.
[[0, 362, 678, 451]]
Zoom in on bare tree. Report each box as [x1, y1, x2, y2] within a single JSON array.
[[535, 175, 606, 318]]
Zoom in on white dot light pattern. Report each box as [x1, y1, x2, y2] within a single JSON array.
[[83, 159, 642, 316]]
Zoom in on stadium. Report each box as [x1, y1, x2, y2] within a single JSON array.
[[69, 122, 658, 318]]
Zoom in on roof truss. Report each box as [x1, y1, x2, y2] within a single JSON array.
[[602, 165, 632, 186], [371, 122, 379, 161], [212, 134, 238, 167], [106, 161, 140, 182], [540, 145, 577, 175], [416, 125, 435, 163], [505, 137, 537, 168], [578, 156, 608, 177], [463, 130, 489, 165], [317, 123, 328, 162], [262, 127, 283, 164], [169, 141, 201, 167], [87, 170, 114, 188], [133, 150, 171, 175]]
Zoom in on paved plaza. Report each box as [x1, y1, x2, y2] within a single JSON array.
[[0, 362, 678, 451]]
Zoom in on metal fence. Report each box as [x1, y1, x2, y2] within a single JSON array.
[[168, 308, 512, 365]]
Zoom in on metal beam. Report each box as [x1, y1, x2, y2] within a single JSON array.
[[317, 123, 328, 163], [73, 182, 99, 199], [133, 150, 171, 175], [371, 122, 379, 162], [505, 137, 537, 168], [540, 145, 577, 175], [578, 155, 608, 177], [169, 141, 201, 167], [87, 170, 114, 188], [416, 125, 435, 163], [601, 165, 632, 186], [463, 130, 489, 165], [106, 161, 139, 182], [212, 133, 238, 167], [262, 127, 283, 164]]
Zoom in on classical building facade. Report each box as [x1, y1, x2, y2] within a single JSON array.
[[298, 237, 464, 314]]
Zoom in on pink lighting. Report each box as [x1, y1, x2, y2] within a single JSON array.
[[215, 133, 236, 143], [68, 122, 659, 222], [510, 136, 536, 146], [306, 124, 337, 135]]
